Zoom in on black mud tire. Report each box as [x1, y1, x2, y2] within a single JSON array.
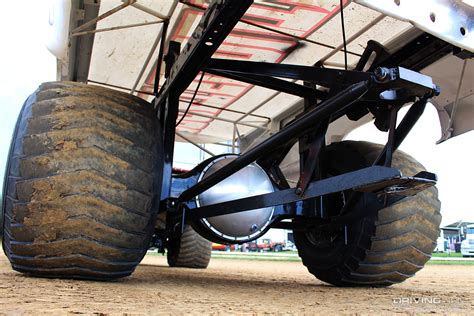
[[294, 141, 441, 286], [2, 81, 163, 280], [167, 225, 212, 269]]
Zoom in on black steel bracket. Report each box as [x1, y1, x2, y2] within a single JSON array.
[[154, 0, 253, 202], [185, 166, 436, 221], [154, 0, 253, 109], [146, 0, 444, 242], [178, 80, 371, 203]]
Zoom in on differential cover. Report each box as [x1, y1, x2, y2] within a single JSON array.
[[196, 155, 274, 243]]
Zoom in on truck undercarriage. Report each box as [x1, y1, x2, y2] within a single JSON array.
[[2, 0, 473, 286]]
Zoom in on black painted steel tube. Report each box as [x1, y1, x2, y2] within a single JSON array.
[[178, 80, 371, 202], [374, 96, 428, 166], [153, 21, 168, 96]]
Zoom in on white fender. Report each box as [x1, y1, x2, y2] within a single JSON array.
[[44, 0, 71, 62]]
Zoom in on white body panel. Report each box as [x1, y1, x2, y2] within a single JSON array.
[[85, 1, 414, 143], [48, 0, 473, 147], [44, 0, 71, 62]]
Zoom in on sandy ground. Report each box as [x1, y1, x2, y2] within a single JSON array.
[[0, 253, 473, 315]]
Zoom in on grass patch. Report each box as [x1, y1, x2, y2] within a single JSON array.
[[427, 260, 474, 265], [146, 251, 165, 256], [211, 255, 301, 262], [146, 250, 301, 262], [281, 250, 298, 254], [146, 250, 474, 264], [209, 255, 474, 265], [431, 252, 463, 258]]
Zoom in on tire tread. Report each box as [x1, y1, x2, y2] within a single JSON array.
[[295, 141, 441, 286], [167, 225, 212, 269], [2, 81, 161, 280]]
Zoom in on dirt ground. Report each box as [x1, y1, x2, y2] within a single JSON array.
[[0, 253, 473, 315]]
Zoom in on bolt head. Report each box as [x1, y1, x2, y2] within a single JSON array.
[[374, 67, 389, 81]]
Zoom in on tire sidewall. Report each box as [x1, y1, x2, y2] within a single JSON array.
[[2, 92, 37, 257]]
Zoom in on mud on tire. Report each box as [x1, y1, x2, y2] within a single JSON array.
[[167, 225, 212, 269], [2, 81, 163, 280], [294, 141, 441, 286]]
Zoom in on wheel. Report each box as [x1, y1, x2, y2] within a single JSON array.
[[294, 141, 441, 286], [2, 81, 162, 280], [167, 225, 211, 268]]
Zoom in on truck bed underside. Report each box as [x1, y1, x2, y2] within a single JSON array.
[[58, 0, 473, 145]]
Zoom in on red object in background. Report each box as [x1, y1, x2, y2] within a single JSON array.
[[212, 243, 236, 251], [172, 167, 190, 174]]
